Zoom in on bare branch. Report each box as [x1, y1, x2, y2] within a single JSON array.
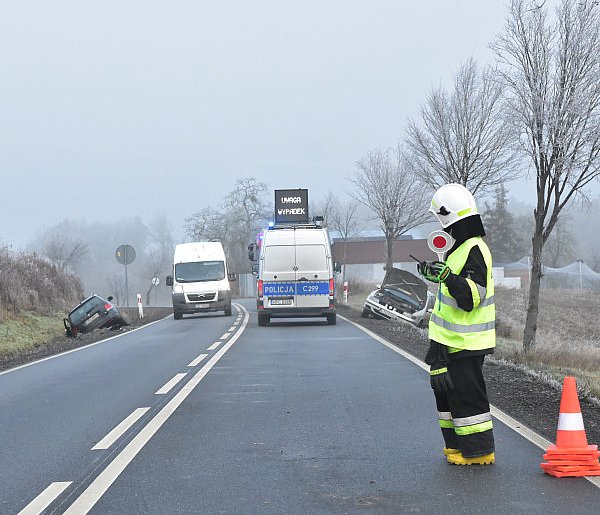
[[405, 58, 521, 197], [349, 146, 430, 270]]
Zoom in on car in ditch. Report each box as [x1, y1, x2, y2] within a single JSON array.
[[361, 268, 435, 327], [63, 294, 128, 337]]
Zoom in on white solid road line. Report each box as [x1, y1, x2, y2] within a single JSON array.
[[62, 305, 249, 515], [188, 353, 209, 367], [91, 408, 150, 451], [220, 331, 232, 340], [339, 314, 600, 490], [17, 481, 72, 515], [207, 341, 222, 351], [155, 373, 187, 395]]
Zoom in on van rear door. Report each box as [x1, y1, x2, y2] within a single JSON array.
[[294, 244, 330, 308], [262, 244, 296, 308]]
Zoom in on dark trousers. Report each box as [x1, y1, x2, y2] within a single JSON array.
[[434, 354, 495, 458]]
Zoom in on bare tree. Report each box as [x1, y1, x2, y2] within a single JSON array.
[[185, 178, 271, 273], [493, 0, 600, 350], [406, 58, 520, 196], [330, 199, 361, 285], [184, 207, 231, 243], [143, 214, 174, 305], [311, 191, 338, 226], [42, 235, 88, 272], [350, 147, 430, 270]]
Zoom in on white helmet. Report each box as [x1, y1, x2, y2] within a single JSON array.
[[429, 183, 478, 228]]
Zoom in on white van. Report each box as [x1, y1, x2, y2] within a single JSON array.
[[166, 242, 235, 319], [252, 224, 339, 326]]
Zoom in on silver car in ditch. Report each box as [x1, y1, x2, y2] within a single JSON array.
[[361, 268, 435, 327]]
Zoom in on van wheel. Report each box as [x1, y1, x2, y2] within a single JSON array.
[[174, 311, 183, 320], [327, 314, 337, 325], [224, 304, 232, 316], [361, 308, 370, 318], [258, 314, 269, 326]]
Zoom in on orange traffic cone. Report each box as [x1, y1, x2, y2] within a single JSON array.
[[541, 376, 600, 477]]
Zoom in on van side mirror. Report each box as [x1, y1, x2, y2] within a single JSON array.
[[166, 275, 173, 287], [107, 296, 114, 302], [251, 263, 259, 276], [248, 243, 258, 261], [333, 262, 342, 273], [228, 273, 237, 282]]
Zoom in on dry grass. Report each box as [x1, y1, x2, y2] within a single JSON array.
[[489, 287, 600, 396], [0, 312, 65, 359]]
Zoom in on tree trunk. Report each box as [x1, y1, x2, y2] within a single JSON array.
[[385, 234, 394, 271], [342, 243, 347, 286], [523, 227, 544, 352], [146, 284, 154, 306]]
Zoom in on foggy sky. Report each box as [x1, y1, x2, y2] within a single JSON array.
[[0, 1, 564, 247]]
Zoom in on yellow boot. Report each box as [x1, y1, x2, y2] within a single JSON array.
[[447, 452, 495, 465], [443, 448, 460, 457]]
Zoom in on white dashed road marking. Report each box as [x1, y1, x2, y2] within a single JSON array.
[[207, 341, 222, 351], [91, 408, 150, 450], [17, 482, 72, 515], [155, 373, 187, 395], [188, 353, 209, 367]]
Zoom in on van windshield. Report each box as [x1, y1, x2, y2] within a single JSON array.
[[175, 261, 225, 283]]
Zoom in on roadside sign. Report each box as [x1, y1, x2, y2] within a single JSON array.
[[115, 245, 136, 265], [427, 231, 455, 258], [115, 244, 136, 309]]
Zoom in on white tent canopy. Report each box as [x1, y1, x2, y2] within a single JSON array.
[[499, 257, 600, 290]]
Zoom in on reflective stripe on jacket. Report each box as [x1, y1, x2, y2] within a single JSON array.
[[429, 237, 496, 351]]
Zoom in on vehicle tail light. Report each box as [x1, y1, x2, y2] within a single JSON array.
[[258, 279, 263, 298], [104, 303, 113, 311], [329, 278, 334, 296]]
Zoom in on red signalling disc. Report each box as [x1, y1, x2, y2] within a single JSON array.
[[427, 230, 455, 255], [433, 236, 447, 249]]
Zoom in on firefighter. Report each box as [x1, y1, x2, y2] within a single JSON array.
[[417, 183, 495, 465]]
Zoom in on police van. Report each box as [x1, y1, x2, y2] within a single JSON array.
[[251, 223, 339, 326]]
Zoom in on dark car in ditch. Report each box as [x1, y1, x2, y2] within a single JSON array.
[[361, 268, 435, 327], [63, 294, 128, 337]]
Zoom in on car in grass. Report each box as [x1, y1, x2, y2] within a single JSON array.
[[361, 268, 435, 327], [63, 294, 128, 337]]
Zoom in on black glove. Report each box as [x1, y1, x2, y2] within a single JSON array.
[[425, 342, 454, 393], [417, 261, 452, 283]]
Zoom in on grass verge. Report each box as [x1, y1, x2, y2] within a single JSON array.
[[0, 313, 65, 360]]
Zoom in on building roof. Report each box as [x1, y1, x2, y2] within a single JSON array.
[[331, 238, 436, 265]]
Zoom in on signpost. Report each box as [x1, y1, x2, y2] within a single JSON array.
[[115, 244, 136, 309], [274, 189, 309, 224]]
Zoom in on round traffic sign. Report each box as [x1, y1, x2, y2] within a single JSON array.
[[115, 244, 136, 266], [152, 277, 160, 285], [427, 230, 455, 255]]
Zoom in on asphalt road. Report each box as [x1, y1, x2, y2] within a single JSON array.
[[2, 299, 599, 514]]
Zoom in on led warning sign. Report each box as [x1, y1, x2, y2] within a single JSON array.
[[274, 189, 309, 224]]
